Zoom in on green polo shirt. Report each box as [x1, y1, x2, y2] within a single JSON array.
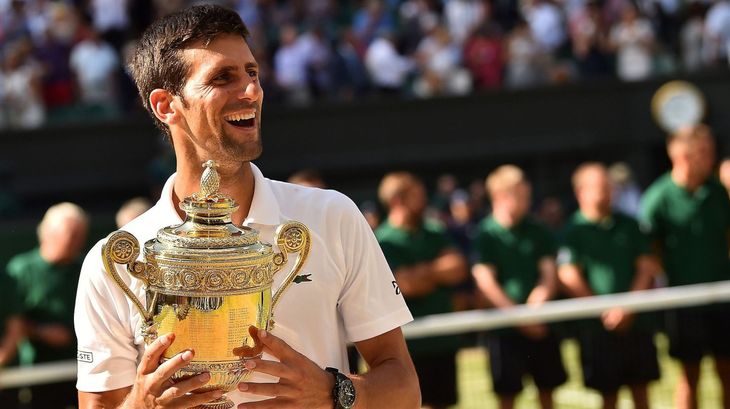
[[558, 212, 650, 295], [6, 248, 80, 364], [640, 174, 730, 286], [375, 220, 461, 355], [474, 216, 556, 304]]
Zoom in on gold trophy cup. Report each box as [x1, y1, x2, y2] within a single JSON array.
[[101, 160, 311, 409]]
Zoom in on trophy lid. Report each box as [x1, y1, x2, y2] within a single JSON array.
[[155, 160, 260, 249]]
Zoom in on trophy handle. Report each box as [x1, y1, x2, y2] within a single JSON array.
[[271, 221, 311, 312], [101, 231, 153, 323]]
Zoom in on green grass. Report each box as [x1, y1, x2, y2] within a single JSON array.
[[454, 334, 723, 409]]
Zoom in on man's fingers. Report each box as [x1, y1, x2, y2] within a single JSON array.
[[257, 329, 298, 361], [169, 388, 225, 409], [139, 333, 175, 375], [243, 358, 293, 379], [150, 349, 195, 392], [237, 381, 285, 398], [157, 372, 213, 401]]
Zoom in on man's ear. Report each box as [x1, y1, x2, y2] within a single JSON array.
[[149, 89, 177, 126]]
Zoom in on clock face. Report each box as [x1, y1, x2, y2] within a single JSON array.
[[338, 379, 356, 408], [652, 81, 706, 133]]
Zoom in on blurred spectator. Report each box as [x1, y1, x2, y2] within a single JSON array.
[[89, 0, 130, 50], [298, 25, 333, 99], [558, 163, 660, 409], [69, 27, 120, 114], [0, 0, 32, 49], [116, 197, 152, 228], [472, 165, 566, 409], [376, 171, 468, 409], [1, 38, 45, 129], [680, 2, 705, 72], [704, 0, 730, 67], [463, 23, 504, 90], [569, 0, 612, 79], [34, 2, 78, 111], [640, 124, 730, 409], [3, 202, 88, 408], [430, 173, 459, 218], [274, 25, 310, 105], [504, 18, 549, 88], [525, 0, 567, 54], [536, 195, 566, 241], [719, 157, 730, 196], [399, 0, 441, 54], [608, 162, 642, 217], [444, 0, 487, 45], [610, 3, 655, 81], [353, 0, 395, 45], [287, 168, 327, 188], [331, 27, 370, 100], [413, 24, 472, 97], [365, 30, 415, 95]]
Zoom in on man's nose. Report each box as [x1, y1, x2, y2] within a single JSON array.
[[237, 79, 261, 101]]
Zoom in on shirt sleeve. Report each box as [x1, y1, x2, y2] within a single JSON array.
[[336, 197, 413, 343], [557, 226, 579, 266], [474, 224, 497, 265], [74, 241, 142, 392]]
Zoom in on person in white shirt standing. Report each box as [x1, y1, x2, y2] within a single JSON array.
[[74, 4, 419, 409]]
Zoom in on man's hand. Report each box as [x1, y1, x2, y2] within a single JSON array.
[[601, 308, 634, 332], [34, 324, 72, 347], [120, 333, 223, 409], [237, 327, 335, 408], [518, 324, 548, 339]]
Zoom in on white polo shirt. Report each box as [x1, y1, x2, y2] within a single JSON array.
[[74, 164, 412, 403]]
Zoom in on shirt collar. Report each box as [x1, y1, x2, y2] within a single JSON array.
[[157, 162, 282, 227]]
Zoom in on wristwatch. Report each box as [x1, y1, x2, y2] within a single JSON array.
[[325, 367, 356, 409]]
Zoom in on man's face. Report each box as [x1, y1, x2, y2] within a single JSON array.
[[494, 182, 531, 221], [42, 217, 88, 264], [172, 34, 264, 163], [576, 168, 612, 214], [671, 137, 715, 182], [403, 181, 428, 218]]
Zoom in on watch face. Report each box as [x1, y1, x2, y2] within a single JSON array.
[[337, 378, 356, 409]]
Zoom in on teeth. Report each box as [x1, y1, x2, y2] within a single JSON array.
[[225, 112, 255, 122]]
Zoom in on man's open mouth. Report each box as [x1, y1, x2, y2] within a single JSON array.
[[224, 112, 256, 128]]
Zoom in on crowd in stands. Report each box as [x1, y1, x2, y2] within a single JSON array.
[[1, 0, 730, 129]]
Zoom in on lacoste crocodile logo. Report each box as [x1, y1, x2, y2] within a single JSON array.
[[293, 274, 312, 284]]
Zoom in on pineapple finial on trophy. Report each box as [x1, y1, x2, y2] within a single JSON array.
[[200, 160, 220, 197]]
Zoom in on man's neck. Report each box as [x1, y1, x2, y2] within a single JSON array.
[[580, 206, 610, 223], [387, 209, 421, 232], [671, 167, 704, 193], [492, 208, 520, 229], [173, 159, 255, 226]]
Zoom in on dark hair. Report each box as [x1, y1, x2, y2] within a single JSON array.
[[129, 5, 250, 136]]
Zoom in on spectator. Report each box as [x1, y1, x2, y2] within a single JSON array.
[[680, 2, 706, 72], [414, 24, 472, 97], [463, 23, 504, 90], [376, 171, 468, 409], [472, 165, 566, 409], [353, 0, 396, 45], [116, 197, 152, 228], [525, 0, 567, 54], [365, 30, 415, 95], [504, 18, 549, 88], [35, 3, 77, 112], [444, 0, 487, 45], [569, 0, 612, 79], [1, 38, 45, 129], [558, 163, 660, 409], [89, 0, 130, 50], [640, 124, 730, 409], [274, 25, 310, 105], [287, 168, 327, 188], [69, 27, 120, 113], [4, 202, 89, 408], [608, 162, 642, 217], [704, 0, 730, 67], [610, 3, 655, 81]]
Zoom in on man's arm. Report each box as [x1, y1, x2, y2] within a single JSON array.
[[78, 334, 222, 409], [557, 263, 593, 298], [238, 327, 420, 408], [0, 315, 25, 366], [395, 248, 468, 298], [525, 256, 558, 306], [471, 263, 515, 309]]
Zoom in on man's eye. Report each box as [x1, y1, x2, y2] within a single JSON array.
[[213, 74, 230, 82], [248, 71, 259, 79]]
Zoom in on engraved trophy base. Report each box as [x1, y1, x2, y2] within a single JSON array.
[[192, 396, 234, 409]]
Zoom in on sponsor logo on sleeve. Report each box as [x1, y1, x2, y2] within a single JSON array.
[[77, 350, 94, 363]]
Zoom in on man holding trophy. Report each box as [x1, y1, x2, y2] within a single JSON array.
[[74, 5, 419, 409]]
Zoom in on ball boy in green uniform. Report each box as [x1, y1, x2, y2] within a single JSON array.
[[640, 125, 730, 409], [472, 165, 566, 409], [376, 172, 468, 409], [558, 163, 660, 409]]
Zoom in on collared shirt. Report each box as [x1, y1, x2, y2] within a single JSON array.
[[74, 164, 412, 403]]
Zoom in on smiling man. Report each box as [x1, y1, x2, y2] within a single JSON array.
[[74, 5, 419, 409]]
